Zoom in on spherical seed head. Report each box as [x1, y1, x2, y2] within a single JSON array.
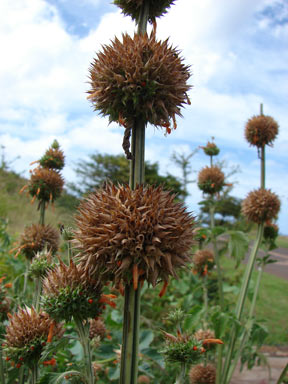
[[42, 260, 104, 322], [29, 249, 55, 278], [29, 167, 64, 203], [88, 33, 191, 130], [263, 222, 279, 242], [198, 166, 225, 194], [241, 189, 280, 224], [114, 0, 176, 22], [138, 375, 151, 383], [89, 318, 106, 340], [3, 307, 63, 366], [189, 364, 216, 384], [245, 115, 279, 147], [74, 183, 195, 287], [20, 224, 59, 260], [39, 141, 65, 170], [161, 333, 203, 364], [192, 250, 214, 275]]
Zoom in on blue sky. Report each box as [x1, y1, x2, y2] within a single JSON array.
[[0, 0, 287, 234]]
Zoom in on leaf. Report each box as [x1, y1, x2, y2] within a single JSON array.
[[139, 330, 154, 350], [38, 370, 87, 384], [228, 230, 249, 268], [40, 337, 70, 363], [212, 226, 226, 237]]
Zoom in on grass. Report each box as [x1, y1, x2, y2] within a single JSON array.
[[222, 256, 288, 345], [276, 236, 288, 249]]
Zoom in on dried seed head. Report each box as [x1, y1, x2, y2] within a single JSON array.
[[198, 166, 225, 194], [19, 224, 59, 260], [29, 167, 64, 203], [42, 260, 104, 322], [192, 250, 214, 276], [89, 318, 106, 340], [245, 115, 279, 147], [3, 307, 63, 366], [138, 375, 151, 383], [39, 140, 65, 170], [202, 141, 220, 157], [88, 33, 191, 157], [114, 0, 176, 22], [241, 189, 280, 224], [74, 183, 195, 287], [189, 364, 216, 384]]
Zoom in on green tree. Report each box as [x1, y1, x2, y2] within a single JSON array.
[[69, 153, 186, 199]]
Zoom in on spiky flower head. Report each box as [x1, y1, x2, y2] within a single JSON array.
[[3, 307, 63, 368], [192, 250, 214, 276], [245, 115, 279, 147], [194, 329, 215, 342], [29, 249, 55, 278], [89, 318, 106, 341], [241, 189, 280, 224], [114, 0, 176, 23], [138, 375, 151, 383], [263, 222, 279, 243], [201, 140, 220, 157], [17, 224, 59, 260], [88, 33, 191, 158], [28, 167, 64, 204], [42, 260, 112, 322], [189, 364, 216, 384], [198, 166, 225, 194], [74, 183, 195, 288], [161, 331, 205, 365], [39, 140, 65, 170]]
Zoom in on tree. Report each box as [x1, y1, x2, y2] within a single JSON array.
[[69, 153, 186, 200]]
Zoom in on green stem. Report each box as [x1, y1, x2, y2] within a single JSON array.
[[39, 200, 45, 225], [216, 345, 223, 384], [261, 145, 265, 189], [209, 205, 224, 309], [175, 363, 186, 384], [33, 277, 42, 311], [31, 363, 38, 384], [74, 317, 94, 384], [221, 223, 264, 384], [23, 259, 30, 296], [276, 363, 288, 384], [19, 366, 26, 384], [203, 275, 208, 328], [0, 348, 5, 384]]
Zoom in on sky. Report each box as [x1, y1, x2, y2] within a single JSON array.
[[0, 0, 287, 234]]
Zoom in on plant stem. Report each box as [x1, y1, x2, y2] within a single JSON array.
[[74, 317, 94, 384], [276, 363, 288, 384], [202, 275, 208, 328], [119, 3, 148, 383], [39, 200, 45, 225], [0, 347, 5, 384], [33, 276, 42, 311], [209, 204, 224, 309], [175, 363, 186, 384], [31, 363, 38, 384]]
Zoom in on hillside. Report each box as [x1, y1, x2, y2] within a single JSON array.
[[0, 168, 78, 237]]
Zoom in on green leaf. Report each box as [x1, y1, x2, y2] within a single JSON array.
[[40, 337, 70, 363], [139, 330, 154, 350], [38, 370, 86, 384], [212, 226, 226, 237], [228, 230, 249, 268]]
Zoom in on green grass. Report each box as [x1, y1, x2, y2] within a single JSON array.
[[276, 236, 288, 249], [222, 256, 288, 345]]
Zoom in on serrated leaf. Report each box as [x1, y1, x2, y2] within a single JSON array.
[[228, 230, 249, 268]]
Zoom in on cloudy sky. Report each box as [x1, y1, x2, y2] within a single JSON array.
[[1, 0, 287, 233]]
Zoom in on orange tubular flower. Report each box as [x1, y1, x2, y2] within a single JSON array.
[[159, 280, 168, 298]]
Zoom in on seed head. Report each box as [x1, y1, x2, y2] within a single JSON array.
[[202, 141, 220, 157], [241, 189, 280, 224], [198, 166, 225, 194], [263, 222, 279, 243], [3, 307, 63, 367], [189, 364, 216, 384], [29, 249, 55, 278], [114, 0, 176, 22], [245, 115, 279, 147], [89, 318, 106, 340], [39, 140, 65, 170], [74, 183, 195, 287], [19, 224, 59, 260], [192, 250, 214, 276], [88, 33, 191, 157], [0, 280, 10, 322], [29, 167, 64, 203], [194, 329, 215, 342], [42, 260, 104, 322], [138, 375, 151, 383]]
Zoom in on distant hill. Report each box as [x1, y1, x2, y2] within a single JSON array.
[[0, 168, 78, 237]]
